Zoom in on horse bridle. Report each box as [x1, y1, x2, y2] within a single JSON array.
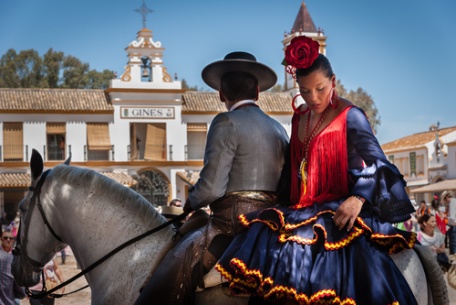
[[13, 169, 71, 298], [13, 168, 189, 299], [14, 170, 61, 270]]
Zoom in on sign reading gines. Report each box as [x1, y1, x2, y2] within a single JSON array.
[[120, 107, 175, 119]]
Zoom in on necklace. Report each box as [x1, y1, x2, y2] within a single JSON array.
[[299, 106, 329, 193]]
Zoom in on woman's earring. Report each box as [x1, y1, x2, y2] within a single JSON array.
[[291, 94, 309, 115]]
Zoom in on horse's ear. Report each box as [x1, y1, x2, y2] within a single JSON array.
[[63, 152, 72, 166], [30, 149, 44, 181]]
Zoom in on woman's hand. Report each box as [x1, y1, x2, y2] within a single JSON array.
[[333, 196, 364, 231]]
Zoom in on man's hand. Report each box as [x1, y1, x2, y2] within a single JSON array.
[[183, 198, 193, 214], [333, 196, 364, 231]]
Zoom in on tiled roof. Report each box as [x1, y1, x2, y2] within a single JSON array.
[[182, 92, 293, 114], [0, 171, 136, 188], [101, 171, 137, 187], [0, 88, 113, 113], [410, 178, 456, 193], [291, 2, 317, 33], [0, 173, 30, 188], [381, 126, 456, 153]]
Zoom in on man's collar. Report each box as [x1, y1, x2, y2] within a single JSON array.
[[229, 99, 257, 111]]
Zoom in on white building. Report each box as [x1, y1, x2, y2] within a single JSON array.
[[1, 2, 329, 220], [382, 125, 456, 202], [10, 2, 454, 222]]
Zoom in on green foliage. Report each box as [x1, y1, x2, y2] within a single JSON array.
[[43, 48, 64, 88], [181, 78, 198, 91], [0, 48, 115, 89], [270, 84, 283, 92], [0, 49, 20, 88], [336, 80, 381, 133]]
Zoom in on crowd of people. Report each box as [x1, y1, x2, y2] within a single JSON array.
[[399, 191, 456, 273]]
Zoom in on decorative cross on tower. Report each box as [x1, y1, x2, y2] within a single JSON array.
[[134, 0, 154, 28]]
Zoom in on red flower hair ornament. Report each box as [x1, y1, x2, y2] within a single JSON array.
[[282, 36, 320, 73]]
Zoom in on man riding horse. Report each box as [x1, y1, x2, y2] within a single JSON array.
[[134, 52, 290, 305]]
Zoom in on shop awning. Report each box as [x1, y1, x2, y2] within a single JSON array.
[[410, 179, 456, 193], [187, 123, 207, 132], [87, 123, 112, 150], [47, 123, 66, 134]]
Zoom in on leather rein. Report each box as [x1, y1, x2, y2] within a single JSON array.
[[13, 169, 188, 299]]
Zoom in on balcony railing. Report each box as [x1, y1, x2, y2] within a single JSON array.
[[47, 144, 65, 161], [84, 145, 114, 161]]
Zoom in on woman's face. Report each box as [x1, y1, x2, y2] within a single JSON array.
[[425, 216, 436, 229], [297, 70, 335, 114]]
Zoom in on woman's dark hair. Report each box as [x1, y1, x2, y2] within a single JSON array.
[[431, 199, 440, 210], [417, 213, 432, 228], [296, 53, 334, 79], [220, 71, 258, 102]]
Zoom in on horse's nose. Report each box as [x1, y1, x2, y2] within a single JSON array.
[[11, 256, 40, 287], [12, 247, 21, 256]]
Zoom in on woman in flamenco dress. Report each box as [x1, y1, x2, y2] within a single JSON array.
[[215, 36, 418, 305]]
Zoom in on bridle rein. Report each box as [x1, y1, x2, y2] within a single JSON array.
[[13, 168, 188, 299], [13, 169, 74, 298]]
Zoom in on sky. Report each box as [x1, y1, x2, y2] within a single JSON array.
[[1, 0, 455, 145]]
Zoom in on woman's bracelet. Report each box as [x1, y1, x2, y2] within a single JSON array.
[[352, 195, 365, 204]]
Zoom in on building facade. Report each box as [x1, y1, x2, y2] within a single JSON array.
[[3, 4, 326, 221], [382, 125, 456, 203], [5, 2, 451, 224]]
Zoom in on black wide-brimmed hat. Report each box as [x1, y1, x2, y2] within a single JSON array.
[[202, 51, 277, 92]]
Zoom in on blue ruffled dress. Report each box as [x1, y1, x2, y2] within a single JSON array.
[[216, 107, 417, 305]]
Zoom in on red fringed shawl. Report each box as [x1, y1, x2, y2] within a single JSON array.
[[290, 106, 352, 208]]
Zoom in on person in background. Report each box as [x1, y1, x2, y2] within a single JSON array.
[[60, 248, 66, 265], [135, 51, 289, 305], [433, 196, 447, 236], [0, 230, 26, 305], [216, 35, 417, 304], [418, 214, 451, 272], [443, 191, 456, 260], [1, 211, 9, 231], [1, 230, 15, 253], [169, 198, 182, 207], [417, 199, 431, 217]]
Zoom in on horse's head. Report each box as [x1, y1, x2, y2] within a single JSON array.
[[12, 149, 71, 287]]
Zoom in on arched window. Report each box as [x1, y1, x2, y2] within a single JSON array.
[[134, 170, 169, 207]]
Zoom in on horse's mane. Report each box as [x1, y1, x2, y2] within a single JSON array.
[[48, 164, 164, 223]]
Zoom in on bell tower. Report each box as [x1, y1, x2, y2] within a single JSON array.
[[110, 0, 181, 90], [283, 2, 327, 95]]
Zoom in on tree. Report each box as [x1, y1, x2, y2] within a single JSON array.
[[270, 84, 283, 92], [86, 69, 115, 89], [43, 48, 64, 88], [61, 55, 90, 89], [181, 78, 198, 91], [16, 49, 45, 88], [0, 48, 115, 89], [0, 49, 20, 88], [336, 80, 381, 133]]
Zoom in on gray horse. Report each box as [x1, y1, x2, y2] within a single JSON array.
[[12, 150, 448, 304]]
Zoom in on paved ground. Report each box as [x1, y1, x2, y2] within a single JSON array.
[[18, 254, 456, 305]]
